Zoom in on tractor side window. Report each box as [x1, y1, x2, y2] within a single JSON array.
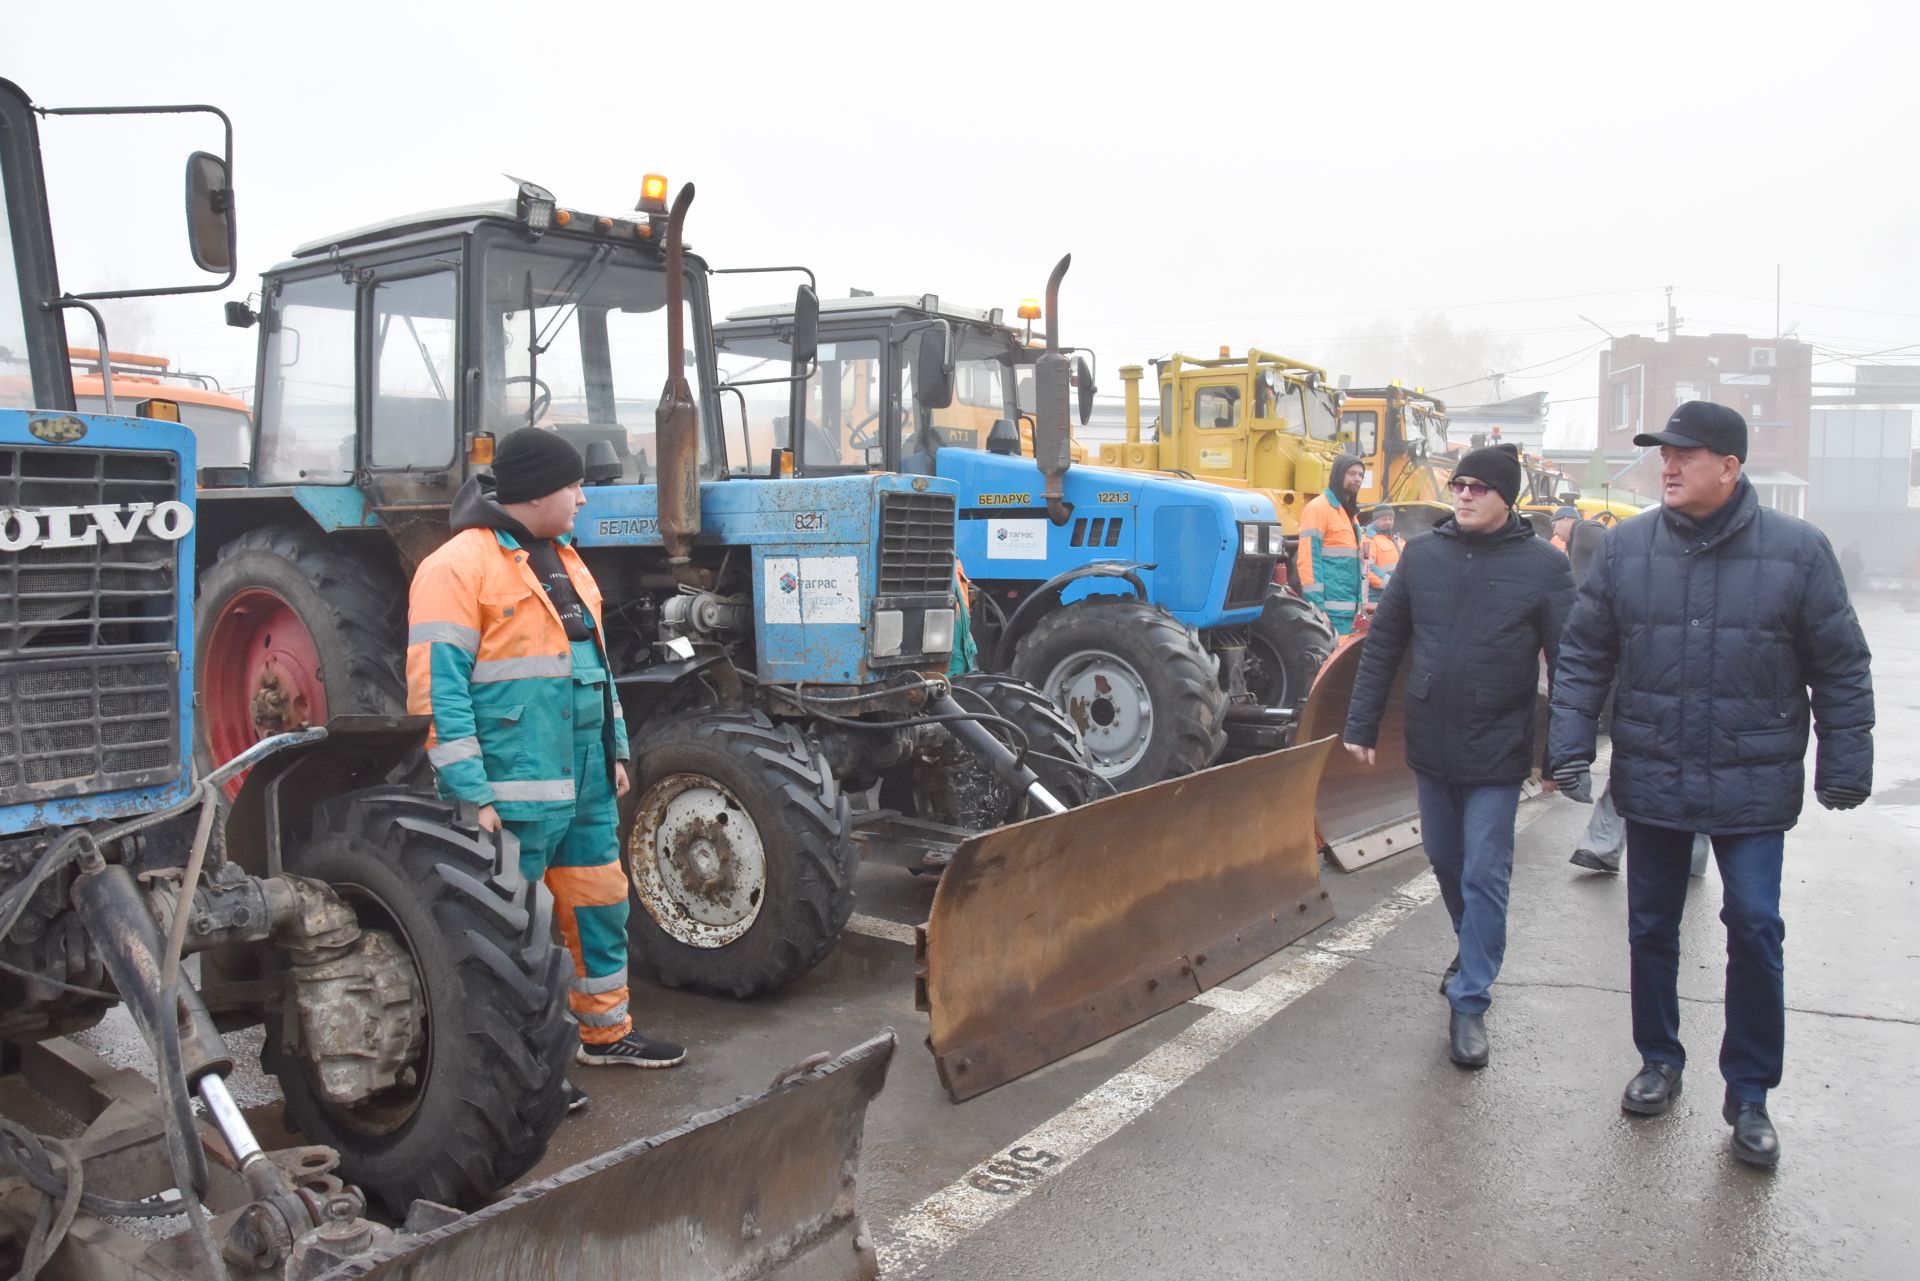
[[1194, 385, 1241, 429], [1342, 409, 1378, 457], [0, 161, 30, 410], [257, 274, 357, 484], [369, 271, 457, 469]]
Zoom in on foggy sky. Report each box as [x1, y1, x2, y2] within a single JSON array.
[[12, 0, 1917, 447]]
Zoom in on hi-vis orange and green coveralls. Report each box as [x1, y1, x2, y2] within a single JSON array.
[[1298, 487, 1363, 636], [407, 519, 634, 1044]]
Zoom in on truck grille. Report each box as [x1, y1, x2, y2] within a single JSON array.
[[878, 491, 956, 596], [0, 446, 183, 805], [1226, 554, 1277, 611]]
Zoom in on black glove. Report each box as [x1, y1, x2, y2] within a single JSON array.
[[1552, 760, 1594, 804], [1817, 785, 1869, 811]]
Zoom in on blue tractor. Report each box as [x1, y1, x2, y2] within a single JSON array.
[[715, 258, 1303, 791], [194, 179, 1095, 1001]]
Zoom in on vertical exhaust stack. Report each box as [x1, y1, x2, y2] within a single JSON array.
[[656, 184, 701, 575], [1032, 254, 1075, 526]]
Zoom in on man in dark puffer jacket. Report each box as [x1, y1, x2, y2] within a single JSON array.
[[1548, 401, 1874, 1170], [1344, 445, 1574, 1069]]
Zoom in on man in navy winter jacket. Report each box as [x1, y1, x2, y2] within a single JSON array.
[[1548, 401, 1874, 1169]]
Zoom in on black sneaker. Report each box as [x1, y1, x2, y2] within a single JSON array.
[[564, 1080, 590, 1114], [576, 1030, 686, 1069], [1569, 848, 1621, 873]]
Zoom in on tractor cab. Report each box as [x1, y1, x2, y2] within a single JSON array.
[[203, 179, 723, 564]]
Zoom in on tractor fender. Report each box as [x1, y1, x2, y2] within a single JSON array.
[[987, 560, 1153, 671], [223, 713, 435, 880]]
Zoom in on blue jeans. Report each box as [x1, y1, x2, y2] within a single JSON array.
[[1415, 774, 1521, 1015], [1625, 822, 1786, 1104]]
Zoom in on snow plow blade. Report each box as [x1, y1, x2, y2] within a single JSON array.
[[1298, 635, 1422, 871], [915, 739, 1336, 1101], [317, 1034, 895, 1281]]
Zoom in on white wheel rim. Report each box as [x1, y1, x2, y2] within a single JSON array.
[[628, 773, 767, 948], [1043, 649, 1152, 778]]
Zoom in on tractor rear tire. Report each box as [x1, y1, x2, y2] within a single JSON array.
[[622, 711, 855, 998], [1245, 590, 1337, 714], [195, 526, 407, 789], [883, 672, 1099, 830], [1008, 598, 1226, 792], [264, 788, 573, 1218]]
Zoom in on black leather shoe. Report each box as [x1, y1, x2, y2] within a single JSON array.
[[1621, 1061, 1683, 1115], [1448, 1011, 1488, 1068], [1438, 951, 1460, 995], [1723, 1095, 1781, 1168]]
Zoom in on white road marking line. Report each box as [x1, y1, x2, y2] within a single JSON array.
[[846, 913, 919, 946], [876, 799, 1561, 1277]]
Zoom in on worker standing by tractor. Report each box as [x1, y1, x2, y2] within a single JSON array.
[[1300, 454, 1366, 636], [1363, 506, 1404, 596], [408, 428, 687, 1093]]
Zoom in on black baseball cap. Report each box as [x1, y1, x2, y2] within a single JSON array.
[[1635, 400, 1748, 462]]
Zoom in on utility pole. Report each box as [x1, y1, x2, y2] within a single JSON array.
[[1775, 264, 1781, 340], [1659, 285, 1682, 340]]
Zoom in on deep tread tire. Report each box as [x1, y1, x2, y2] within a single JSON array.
[[195, 525, 407, 777], [622, 710, 855, 998], [263, 788, 573, 1217], [885, 673, 1099, 829], [1245, 590, 1337, 713], [1007, 598, 1226, 791]]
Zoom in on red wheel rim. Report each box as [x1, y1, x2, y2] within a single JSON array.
[[202, 587, 330, 798]]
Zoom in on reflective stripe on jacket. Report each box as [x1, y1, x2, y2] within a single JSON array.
[[407, 527, 630, 818], [1299, 490, 1362, 628]]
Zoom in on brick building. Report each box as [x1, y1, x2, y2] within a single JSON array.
[[1595, 332, 1813, 514]]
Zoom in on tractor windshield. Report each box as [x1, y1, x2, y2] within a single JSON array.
[[481, 245, 712, 484], [1407, 402, 1449, 455], [1297, 382, 1341, 442], [712, 331, 885, 475]]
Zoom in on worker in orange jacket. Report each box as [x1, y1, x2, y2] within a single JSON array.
[[1550, 505, 1579, 553], [1299, 454, 1365, 635], [408, 428, 685, 1104], [1363, 506, 1404, 594]]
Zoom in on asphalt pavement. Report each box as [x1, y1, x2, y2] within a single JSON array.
[[64, 598, 1918, 1278]]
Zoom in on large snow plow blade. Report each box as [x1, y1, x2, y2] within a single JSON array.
[[1298, 635, 1423, 871], [916, 739, 1336, 1101], [317, 1034, 895, 1281]]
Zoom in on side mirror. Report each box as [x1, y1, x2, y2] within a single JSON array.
[[915, 327, 954, 409], [790, 284, 819, 368], [1074, 354, 1095, 426], [185, 151, 235, 274], [224, 299, 258, 329]]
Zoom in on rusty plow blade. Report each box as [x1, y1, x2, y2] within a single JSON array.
[[915, 739, 1336, 1101], [316, 1034, 895, 1281], [1298, 635, 1422, 871]]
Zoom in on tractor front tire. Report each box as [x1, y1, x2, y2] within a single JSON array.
[[1008, 598, 1226, 792], [1245, 590, 1338, 714], [622, 711, 855, 998], [264, 789, 573, 1218]]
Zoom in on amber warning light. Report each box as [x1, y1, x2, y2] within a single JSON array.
[[639, 174, 670, 214]]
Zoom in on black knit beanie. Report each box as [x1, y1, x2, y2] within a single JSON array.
[[493, 428, 585, 503], [1451, 445, 1521, 508]]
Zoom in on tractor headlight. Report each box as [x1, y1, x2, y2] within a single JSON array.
[[874, 610, 905, 658], [922, 608, 957, 654], [1268, 524, 1286, 552], [1241, 523, 1262, 555]]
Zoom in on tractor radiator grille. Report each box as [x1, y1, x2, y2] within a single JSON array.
[[0, 446, 184, 807], [1226, 554, 1277, 611], [877, 491, 957, 597]]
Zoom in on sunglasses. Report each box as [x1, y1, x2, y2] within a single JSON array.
[[1447, 479, 1493, 498]]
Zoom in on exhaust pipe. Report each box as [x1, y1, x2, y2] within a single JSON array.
[[1034, 254, 1074, 525], [656, 184, 701, 575]]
